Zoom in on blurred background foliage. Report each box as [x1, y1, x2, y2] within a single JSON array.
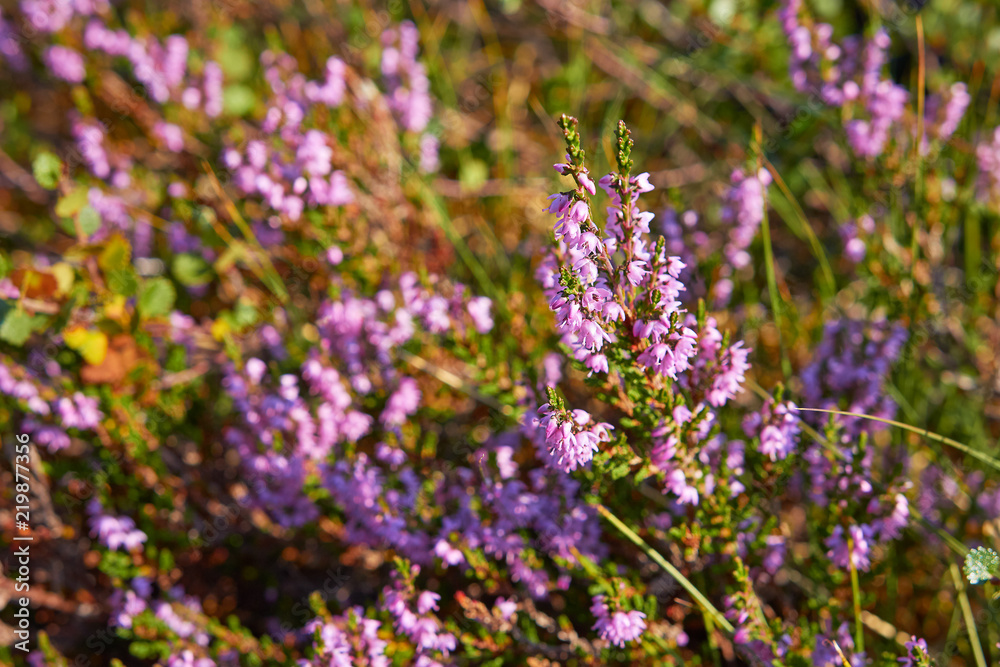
[[4, 0, 1000, 664]]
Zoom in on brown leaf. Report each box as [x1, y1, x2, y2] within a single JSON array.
[[10, 268, 58, 299], [81, 333, 140, 385]]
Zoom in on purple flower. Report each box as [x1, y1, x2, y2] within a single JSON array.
[[533, 401, 613, 473], [494, 597, 517, 620], [825, 523, 873, 571], [977, 126, 1000, 202], [167, 651, 215, 667], [925, 82, 970, 146], [898, 636, 930, 666], [419, 133, 439, 173], [154, 122, 184, 152], [590, 595, 646, 647], [721, 168, 771, 271], [88, 501, 148, 552], [45, 45, 86, 83], [743, 399, 800, 461], [467, 296, 494, 333], [381, 377, 421, 427]]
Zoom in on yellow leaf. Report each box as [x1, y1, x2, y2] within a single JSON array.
[[98, 234, 131, 275], [210, 318, 231, 341], [51, 263, 75, 296], [64, 326, 109, 365], [104, 294, 128, 323]]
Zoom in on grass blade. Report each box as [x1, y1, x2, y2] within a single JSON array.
[[951, 562, 988, 667], [794, 407, 1000, 475], [595, 503, 734, 634]]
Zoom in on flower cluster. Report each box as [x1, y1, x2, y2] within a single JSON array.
[[590, 594, 647, 648], [2, 2, 996, 665], [532, 388, 614, 473], [87, 499, 148, 552], [800, 317, 908, 437], [302, 607, 389, 667], [721, 168, 772, 273], [780, 0, 968, 160], [742, 397, 800, 461]]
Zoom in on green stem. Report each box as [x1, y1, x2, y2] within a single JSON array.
[[951, 562, 988, 667], [760, 177, 791, 379], [763, 158, 836, 297], [911, 14, 925, 285], [848, 535, 865, 655], [794, 407, 1000, 474], [595, 504, 734, 634]]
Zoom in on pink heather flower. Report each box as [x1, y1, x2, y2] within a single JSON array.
[[590, 595, 646, 648], [245, 358, 267, 385], [57, 392, 103, 430], [0, 10, 27, 71], [578, 320, 610, 351], [72, 118, 111, 178], [416, 591, 440, 615], [325, 246, 344, 266], [381, 377, 421, 427], [419, 133, 439, 173], [763, 535, 786, 575], [626, 260, 648, 286], [721, 168, 771, 270], [977, 127, 1000, 202], [707, 340, 751, 408], [825, 524, 873, 571], [297, 129, 333, 176], [202, 61, 224, 117], [898, 636, 930, 666], [665, 467, 699, 505], [871, 493, 910, 541], [167, 651, 215, 667], [433, 539, 464, 566], [534, 401, 613, 473], [328, 171, 355, 206], [88, 501, 148, 552], [110, 590, 147, 629], [495, 597, 517, 620], [846, 80, 908, 159], [467, 296, 494, 333], [632, 172, 654, 193], [45, 45, 86, 83], [926, 82, 970, 146], [154, 122, 184, 152], [0, 277, 18, 299], [743, 400, 800, 461], [381, 22, 433, 132], [31, 424, 71, 452]]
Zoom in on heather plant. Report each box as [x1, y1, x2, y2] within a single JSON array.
[[3, 0, 1000, 666]]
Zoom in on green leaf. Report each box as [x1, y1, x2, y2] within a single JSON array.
[[218, 29, 254, 80], [138, 278, 176, 318], [459, 158, 488, 191], [0, 309, 34, 346], [107, 268, 139, 297], [55, 188, 89, 217], [33, 151, 62, 190], [222, 84, 256, 116], [172, 254, 212, 287], [98, 235, 132, 274], [609, 461, 631, 480], [78, 205, 102, 236], [231, 301, 259, 328]]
